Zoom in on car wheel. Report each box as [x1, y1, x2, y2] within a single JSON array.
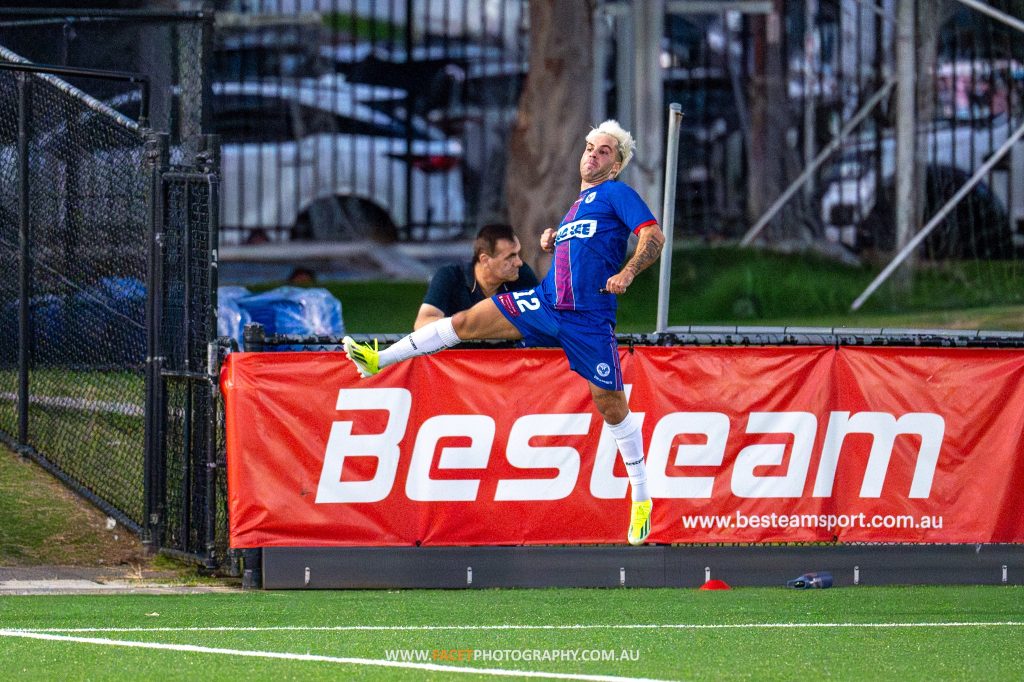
[[858, 165, 1013, 260], [293, 197, 398, 243]]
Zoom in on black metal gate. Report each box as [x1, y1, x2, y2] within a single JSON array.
[[144, 134, 222, 567]]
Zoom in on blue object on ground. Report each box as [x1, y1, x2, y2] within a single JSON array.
[[0, 294, 68, 365], [217, 286, 252, 348], [235, 286, 344, 338], [787, 571, 834, 589], [70, 276, 147, 365]]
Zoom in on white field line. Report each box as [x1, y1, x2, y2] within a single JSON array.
[[0, 630, 668, 682], [0, 391, 143, 416], [10, 621, 1024, 633]]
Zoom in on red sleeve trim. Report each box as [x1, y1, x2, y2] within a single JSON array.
[[632, 219, 659, 235]]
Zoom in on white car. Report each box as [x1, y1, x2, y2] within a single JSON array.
[[820, 115, 1014, 252], [104, 77, 466, 245], [211, 78, 465, 244], [323, 41, 525, 226]]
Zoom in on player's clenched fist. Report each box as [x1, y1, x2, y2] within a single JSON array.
[[540, 228, 557, 253]]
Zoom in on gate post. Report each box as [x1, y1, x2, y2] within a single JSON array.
[[16, 72, 31, 446], [200, 134, 221, 568], [143, 132, 170, 551]]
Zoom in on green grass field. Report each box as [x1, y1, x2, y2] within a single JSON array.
[[1, 586, 1022, 680]]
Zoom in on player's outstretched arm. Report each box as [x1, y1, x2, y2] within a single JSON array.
[[605, 224, 665, 294], [413, 303, 445, 330]]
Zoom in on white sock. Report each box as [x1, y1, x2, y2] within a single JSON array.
[[378, 317, 461, 369], [607, 411, 650, 502]]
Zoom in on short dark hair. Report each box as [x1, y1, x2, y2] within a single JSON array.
[[472, 223, 518, 264]]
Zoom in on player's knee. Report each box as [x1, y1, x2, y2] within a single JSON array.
[[451, 310, 472, 338], [603, 404, 629, 425]]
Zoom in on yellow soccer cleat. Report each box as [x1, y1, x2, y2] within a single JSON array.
[[627, 499, 653, 546], [342, 336, 380, 378]]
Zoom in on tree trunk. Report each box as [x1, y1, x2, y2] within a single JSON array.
[[747, 1, 809, 242], [505, 0, 594, 275], [914, 0, 956, 232]]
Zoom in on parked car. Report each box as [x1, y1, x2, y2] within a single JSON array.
[[212, 79, 465, 243], [107, 79, 466, 244], [818, 150, 879, 248], [820, 115, 1016, 257], [324, 40, 526, 225], [859, 164, 1013, 259]]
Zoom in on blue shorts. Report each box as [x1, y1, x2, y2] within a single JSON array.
[[494, 289, 623, 390]]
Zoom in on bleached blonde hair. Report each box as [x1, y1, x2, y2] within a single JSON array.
[[586, 119, 636, 174]]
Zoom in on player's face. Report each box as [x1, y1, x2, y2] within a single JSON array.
[[484, 238, 524, 282], [580, 133, 622, 185]]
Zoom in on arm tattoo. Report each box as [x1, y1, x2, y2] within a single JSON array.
[[624, 229, 664, 276]]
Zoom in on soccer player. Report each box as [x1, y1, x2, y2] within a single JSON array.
[[343, 120, 665, 545]]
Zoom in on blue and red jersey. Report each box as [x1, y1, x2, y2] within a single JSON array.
[[539, 179, 658, 314]]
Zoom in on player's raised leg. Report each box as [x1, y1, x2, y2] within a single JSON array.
[[590, 384, 652, 545], [343, 298, 520, 378]]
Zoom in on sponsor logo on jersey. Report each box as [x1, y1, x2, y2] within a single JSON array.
[[495, 292, 520, 318], [556, 219, 597, 242]]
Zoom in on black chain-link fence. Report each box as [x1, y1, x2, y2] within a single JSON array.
[[0, 49, 151, 532], [0, 17, 224, 568]]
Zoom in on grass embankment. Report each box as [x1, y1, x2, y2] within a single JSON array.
[[0, 444, 145, 567], [258, 246, 1024, 333]]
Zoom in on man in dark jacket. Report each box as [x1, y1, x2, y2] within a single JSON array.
[[413, 223, 538, 329]]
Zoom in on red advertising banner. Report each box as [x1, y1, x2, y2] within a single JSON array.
[[222, 346, 1024, 547]]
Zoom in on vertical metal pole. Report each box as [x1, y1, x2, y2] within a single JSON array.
[[202, 134, 220, 568], [16, 73, 30, 446], [803, 0, 818, 202], [616, 3, 635, 132], [143, 134, 157, 550], [656, 103, 683, 333], [592, 0, 608, 125], [181, 170, 194, 553], [629, 0, 664, 211], [893, 0, 916, 290], [144, 133, 169, 551], [404, 0, 414, 239]]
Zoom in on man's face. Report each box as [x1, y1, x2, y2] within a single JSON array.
[[482, 238, 524, 282], [580, 133, 621, 184]]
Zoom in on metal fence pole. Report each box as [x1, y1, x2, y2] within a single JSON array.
[[891, 0, 916, 292], [201, 134, 220, 568], [16, 73, 30, 446], [144, 132, 170, 550], [656, 103, 683, 333], [403, 0, 414, 240]]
